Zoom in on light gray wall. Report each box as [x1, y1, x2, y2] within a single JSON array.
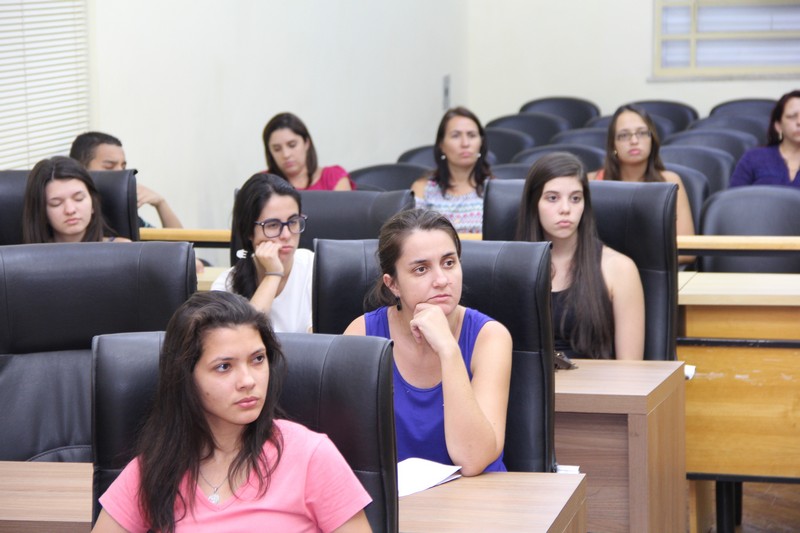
[[88, 0, 797, 241]]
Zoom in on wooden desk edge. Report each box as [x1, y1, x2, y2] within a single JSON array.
[[555, 361, 684, 415]]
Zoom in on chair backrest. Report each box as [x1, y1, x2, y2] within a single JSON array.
[[519, 97, 601, 129], [700, 186, 800, 273], [0, 169, 140, 245], [587, 113, 677, 142], [0, 241, 195, 462], [491, 163, 531, 181], [350, 163, 429, 192], [92, 331, 398, 531], [229, 189, 415, 264], [660, 145, 736, 195], [313, 238, 556, 473], [664, 128, 758, 163], [664, 163, 710, 233], [710, 98, 776, 119], [511, 144, 606, 173], [487, 112, 571, 146], [630, 100, 699, 132], [550, 127, 607, 150], [397, 145, 436, 168], [688, 115, 768, 146], [485, 127, 535, 164], [483, 179, 678, 360]]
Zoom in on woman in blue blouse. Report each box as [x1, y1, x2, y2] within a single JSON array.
[[730, 90, 800, 188]]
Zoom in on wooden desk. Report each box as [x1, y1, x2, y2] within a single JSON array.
[[0, 461, 92, 532], [400, 472, 586, 532], [677, 235, 800, 254], [678, 272, 800, 532], [554, 360, 686, 533], [139, 228, 231, 248], [0, 462, 585, 533], [197, 266, 227, 291], [678, 272, 800, 479]]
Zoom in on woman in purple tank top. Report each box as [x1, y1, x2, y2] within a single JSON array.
[[344, 209, 511, 476]]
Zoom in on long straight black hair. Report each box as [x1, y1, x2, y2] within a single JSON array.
[[515, 152, 614, 358], [136, 292, 286, 532]]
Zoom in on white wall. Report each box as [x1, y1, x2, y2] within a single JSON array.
[[464, 0, 797, 120], [88, 0, 466, 238], [89, 0, 798, 248]]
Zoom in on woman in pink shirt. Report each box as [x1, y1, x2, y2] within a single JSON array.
[[262, 112, 355, 190], [93, 292, 371, 533]]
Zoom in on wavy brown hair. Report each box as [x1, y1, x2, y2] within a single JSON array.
[[431, 106, 492, 196]]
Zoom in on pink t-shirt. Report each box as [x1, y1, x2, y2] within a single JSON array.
[[304, 165, 355, 191], [99, 419, 371, 533]]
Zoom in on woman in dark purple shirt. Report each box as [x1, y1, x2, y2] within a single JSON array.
[[730, 90, 800, 188]]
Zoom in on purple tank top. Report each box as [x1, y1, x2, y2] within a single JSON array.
[[364, 306, 506, 472]]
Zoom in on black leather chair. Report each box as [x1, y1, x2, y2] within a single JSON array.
[[0, 169, 140, 245], [483, 179, 678, 360], [487, 112, 571, 146], [511, 145, 606, 173], [688, 115, 768, 146], [0, 241, 195, 463], [700, 186, 800, 273], [587, 113, 677, 142], [491, 163, 531, 181], [350, 163, 429, 192], [397, 145, 436, 168], [519, 97, 600, 129], [664, 162, 710, 234], [660, 145, 736, 195], [229, 189, 414, 264], [550, 128, 607, 150], [313, 238, 556, 474], [485, 127, 534, 164], [630, 100, 699, 132], [710, 98, 776, 119], [92, 331, 398, 531], [664, 128, 758, 164]]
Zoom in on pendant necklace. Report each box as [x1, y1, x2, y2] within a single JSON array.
[[199, 469, 228, 504]]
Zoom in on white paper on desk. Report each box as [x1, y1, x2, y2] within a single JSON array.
[[397, 457, 462, 497]]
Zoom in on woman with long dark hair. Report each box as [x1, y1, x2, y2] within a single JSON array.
[[518, 153, 644, 360], [211, 173, 313, 333], [411, 107, 493, 234], [262, 112, 354, 190], [23, 156, 129, 243], [590, 104, 694, 263], [93, 292, 370, 532], [345, 209, 511, 475]]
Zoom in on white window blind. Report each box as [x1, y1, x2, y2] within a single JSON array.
[[654, 0, 800, 79], [0, 0, 89, 170]]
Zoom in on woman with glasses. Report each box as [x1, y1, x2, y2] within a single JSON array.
[[589, 105, 695, 262], [211, 173, 313, 333]]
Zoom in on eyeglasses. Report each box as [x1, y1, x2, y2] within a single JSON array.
[[616, 129, 652, 142], [254, 214, 307, 238]]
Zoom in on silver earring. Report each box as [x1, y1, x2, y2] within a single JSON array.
[[779, 131, 784, 142], [440, 154, 446, 160]]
